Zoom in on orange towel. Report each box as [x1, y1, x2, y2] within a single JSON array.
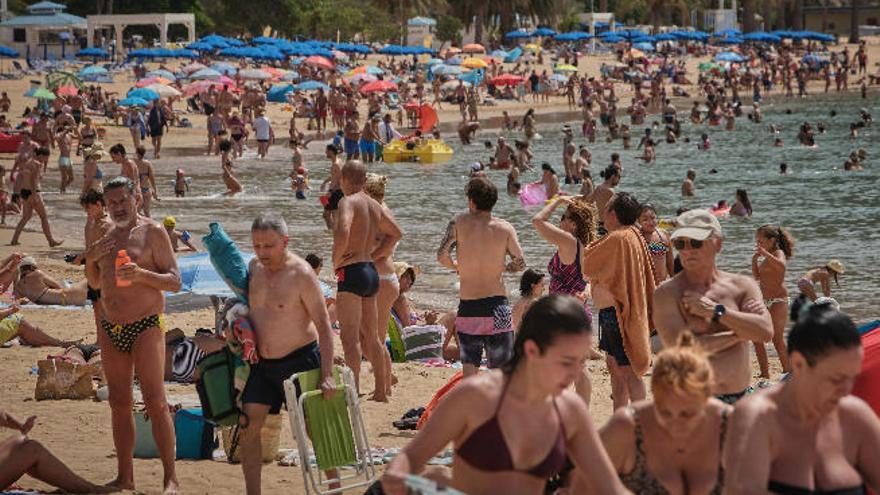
[[583, 226, 656, 376]]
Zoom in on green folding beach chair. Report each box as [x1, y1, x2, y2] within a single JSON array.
[[283, 366, 376, 495]]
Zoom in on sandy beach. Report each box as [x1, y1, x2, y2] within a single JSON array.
[[0, 39, 874, 494]]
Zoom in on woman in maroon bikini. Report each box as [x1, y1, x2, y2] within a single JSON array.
[[381, 295, 625, 495]]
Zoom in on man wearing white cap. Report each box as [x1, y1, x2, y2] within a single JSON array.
[[654, 209, 773, 404]]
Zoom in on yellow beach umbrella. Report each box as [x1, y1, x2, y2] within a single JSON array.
[[525, 43, 542, 53], [462, 57, 489, 69], [554, 64, 578, 73]]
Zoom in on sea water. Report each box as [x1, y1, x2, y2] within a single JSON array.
[[42, 93, 878, 322]]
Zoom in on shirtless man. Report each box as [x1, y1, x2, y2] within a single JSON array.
[[55, 128, 74, 194], [493, 136, 515, 169], [241, 213, 336, 495], [333, 161, 402, 401], [583, 164, 620, 236], [437, 177, 525, 377], [343, 112, 361, 160], [85, 176, 180, 493], [31, 113, 54, 150], [457, 119, 480, 145], [109, 144, 141, 198], [360, 116, 379, 163], [654, 209, 773, 404], [9, 147, 63, 247], [682, 168, 696, 197], [320, 144, 344, 230]]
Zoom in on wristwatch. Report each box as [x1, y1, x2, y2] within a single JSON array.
[[712, 304, 726, 323]]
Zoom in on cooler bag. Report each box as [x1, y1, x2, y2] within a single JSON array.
[[134, 408, 216, 460], [196, 347, 240, 427]]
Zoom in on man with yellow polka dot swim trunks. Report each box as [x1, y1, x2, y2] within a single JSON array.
[[85, 177, 182, 493]]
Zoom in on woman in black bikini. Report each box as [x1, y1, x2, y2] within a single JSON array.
[[724, 305, 880, 494], [381, 295, 624, 495]]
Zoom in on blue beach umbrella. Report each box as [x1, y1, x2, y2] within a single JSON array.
[[531, 27, 556, 37], [601, 35, 625, 43], [175, 252, 255, 298], [294, 80, 330, 91], [715, 28, 742, 37], [555, 31, 592, 42], [267, 84, 295, 102], [78, 65, 107, 77], [716, 37, 744, 45], [505, 30, 531, 39], [190, 68, 222, 80], [634, 42, 655, 52], [118, 97, 149, 107], [653, 33, 677, 42], [128, 87, 160, 101], [76, 47, 109, 58], [211, 62, 237, 75], [715, 51, 748, 62], [0, 45, 19, 58], [186, 41, 216, 51]]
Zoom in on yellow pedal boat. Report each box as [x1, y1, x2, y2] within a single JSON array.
[[382, 139, 454, 163]]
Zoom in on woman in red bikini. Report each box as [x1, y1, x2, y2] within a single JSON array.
[[381, 295, 625, 495]]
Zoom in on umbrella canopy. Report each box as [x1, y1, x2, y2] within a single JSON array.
[[136, 76, 172, 87], [432, 64, 464, 75], [146, 69, 176, 81], [118, 97, 149, 107], [176, 252, 256, 298], [716, 37, 744, 45], [78, 65, 108, 77], [0, 45, 19, 58], [182, 80, 224, 96], [76, 47, 109, 58], [239, 69, 272, 80], [27, 88, 57, 100], [348, 73, 377, 83], [505, 30, 531, 39], [440, 80, 470, 90], [489, 49, 509, 58], [462, 57, 488, 69], [190, 68, 222, 80], [531, 27, 556, 37], [267, 84, 295, 103], [186, 41, 216, 52], [294, 80, 330, 92], [146, 84, 181, 98], [445, 56, 462, 65], [46, 71, 83, 89], [653, 33, 677, 42], [360, 80, 398, 94], [180, 62, 207, 74], [281, 71, 301, 81], [55, 85, 79, 96], [303, 55, 334, 70], [550, 73, 568, 83], [715, 28, 742, 37], [634, 42, 655, 52], [698, 62, 722, 72], [555, 31, 592, 41], [210, 62, 237, 75], [601, 34, 625, 43], [489, 74, 524, 86], [128, 87, 160, 101], [462, 43, 485, 54], [715, 51, 748, 62], [554, 64, 578, 73]]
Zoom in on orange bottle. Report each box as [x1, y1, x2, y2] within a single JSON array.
[[115, 250, 132, 287]]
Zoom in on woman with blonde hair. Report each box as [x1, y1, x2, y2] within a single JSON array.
[[573, 332, 731, 494], [364, 172, 396, 400], [752, 225, 795, 380]]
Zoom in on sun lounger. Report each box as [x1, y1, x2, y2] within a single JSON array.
[[283, 366, 376, 495]]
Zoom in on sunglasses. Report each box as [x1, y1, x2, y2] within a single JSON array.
[[673, 238, 704, 250]]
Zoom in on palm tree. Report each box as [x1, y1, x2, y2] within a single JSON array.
[[849, 0, 860, 43]]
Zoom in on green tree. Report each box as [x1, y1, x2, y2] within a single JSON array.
[[436, 14, 464, 46]]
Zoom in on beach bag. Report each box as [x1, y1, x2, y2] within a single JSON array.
[[402, 325, 445, 361], [34, 359, 96, 400], [134, 408, 216, 460], [220, 413, 282, 464], [196, 347, 240, 427]]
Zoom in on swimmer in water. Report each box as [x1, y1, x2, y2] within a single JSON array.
[[219, 139, 242, 196], [698, 133, 711, 151], [774, 137, 784, 147], [681, 169, 696, 197], [779, 162, 790, 175]]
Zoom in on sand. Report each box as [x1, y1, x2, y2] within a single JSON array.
[[1, 38, 873, 494]]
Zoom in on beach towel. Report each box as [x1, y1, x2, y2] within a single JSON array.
[[202, 222, 250, 304], [402, 325, 445, 361], [582, 226, 656, 376]]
